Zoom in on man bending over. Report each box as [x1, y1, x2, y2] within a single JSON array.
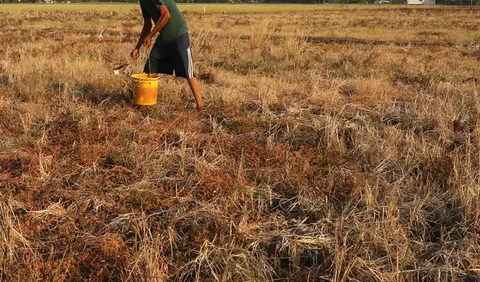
[[131, 0, 204, 110]]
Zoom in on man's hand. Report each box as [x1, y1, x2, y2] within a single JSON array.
[[130, 49, 139, 60], [144, 34, 153, 48]]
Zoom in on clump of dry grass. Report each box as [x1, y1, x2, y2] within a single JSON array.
[[2, 5, 480, 282]]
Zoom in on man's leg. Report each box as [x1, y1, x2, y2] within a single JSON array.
[[171, 33, 205, 110], [187, 77, 204, 110]]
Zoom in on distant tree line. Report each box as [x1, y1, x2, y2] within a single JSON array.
[[1, 0, 478, 5], [261, 0, 479, 4], [322, 0, 479, 4]]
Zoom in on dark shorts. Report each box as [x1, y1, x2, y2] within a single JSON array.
[[144, 32, 195, 79]]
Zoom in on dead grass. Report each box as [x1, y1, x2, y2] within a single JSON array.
[[1, 4, 480, 282]]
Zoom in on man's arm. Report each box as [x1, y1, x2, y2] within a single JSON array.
[[131, 7, 153, 59], [144, 5, 171, 48], [136, 18, 153, 50]]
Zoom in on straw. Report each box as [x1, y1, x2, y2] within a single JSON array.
[[148, 53, 151, 76], [141, 46, 152, 77]]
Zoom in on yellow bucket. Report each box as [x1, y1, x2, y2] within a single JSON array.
[[131, 73, 160, 106]]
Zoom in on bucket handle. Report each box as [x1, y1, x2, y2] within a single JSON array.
[[132, 81, 142, 100]]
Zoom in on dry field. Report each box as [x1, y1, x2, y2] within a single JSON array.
[[2, 3, 480, 282]]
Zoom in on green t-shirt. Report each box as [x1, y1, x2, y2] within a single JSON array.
[[140, 0, 188, 46]]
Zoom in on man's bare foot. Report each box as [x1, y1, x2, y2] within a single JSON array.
[[187, 78, 204, 110]]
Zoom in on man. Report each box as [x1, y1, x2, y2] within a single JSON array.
[[131, 0, 204, 110]]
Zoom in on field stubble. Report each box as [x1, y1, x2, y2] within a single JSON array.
[[1, 4, 480, 282]]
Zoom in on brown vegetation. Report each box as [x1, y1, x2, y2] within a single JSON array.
[[1, 5, 480, 282]]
